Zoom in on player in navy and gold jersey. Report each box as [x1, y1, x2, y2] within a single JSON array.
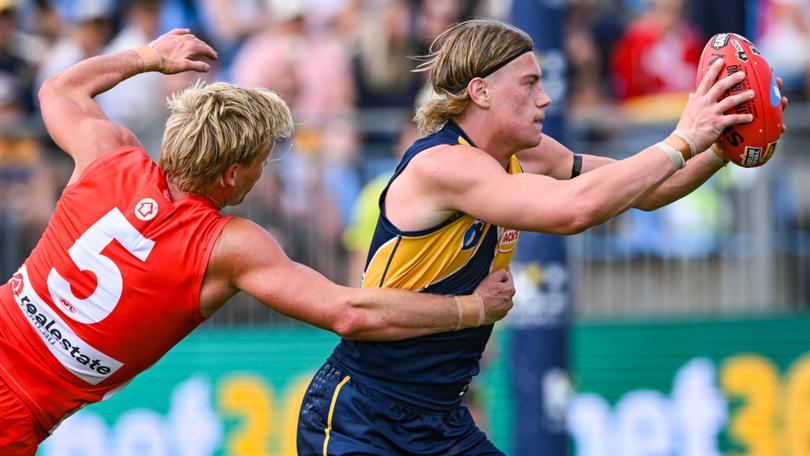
[[297, 18, 766, 455]]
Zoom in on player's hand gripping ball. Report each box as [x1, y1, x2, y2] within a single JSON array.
[[696, 33, 784, 167]]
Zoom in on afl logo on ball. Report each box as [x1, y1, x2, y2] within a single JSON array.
[[135, 198, 159, 221], [731, 39, 749, 62]]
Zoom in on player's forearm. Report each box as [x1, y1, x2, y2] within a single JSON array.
[[634, 149, 727, 211], [41, 49, 147, 100], [337, 289, 481, 341], [550, 145, 680, 232]]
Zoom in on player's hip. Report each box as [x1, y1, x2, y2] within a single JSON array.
[[297, 361, 502, 456]]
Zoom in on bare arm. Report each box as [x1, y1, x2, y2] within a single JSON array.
[[518, 135, 728, 211], [38, 29, 217, 185], [394, 58, 751, 234], [518, 77, 789, 211], [201, 218, 515, 340], [412, 141, 677, 234]]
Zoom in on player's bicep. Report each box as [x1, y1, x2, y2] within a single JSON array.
[[226, 220, 346, 330], [518, 136, 616, 178], [425, 153, 587, 233], [578, 154, 615, 175], [517, 135, 575, 177]]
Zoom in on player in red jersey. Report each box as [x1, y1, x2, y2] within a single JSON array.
[[0, 29, 515, 454]]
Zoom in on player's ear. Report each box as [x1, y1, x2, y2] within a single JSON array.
[[468, 78, 490, 108], [221, 163, 239, 187]]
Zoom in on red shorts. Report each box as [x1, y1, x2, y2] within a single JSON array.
[[0, 375, 48, 455]]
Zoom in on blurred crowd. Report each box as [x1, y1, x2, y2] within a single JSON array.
[[1, 0, 809, 305]]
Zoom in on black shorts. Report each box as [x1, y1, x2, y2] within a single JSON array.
[[297, 361, 503, 456]]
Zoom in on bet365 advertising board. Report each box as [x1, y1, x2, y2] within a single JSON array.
[[36, 315, 810, 455]]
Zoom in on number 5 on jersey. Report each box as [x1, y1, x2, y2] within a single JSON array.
[[47, 208, 155, 324]]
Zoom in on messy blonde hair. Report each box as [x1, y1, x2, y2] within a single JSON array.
[[413, 19, 533, 135], [159, 81, 294, 193]]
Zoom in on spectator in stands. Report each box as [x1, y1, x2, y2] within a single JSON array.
[[231, 0, 354, 123], [352, 0, 420, 110], [96, 0, 166, 158], [35, 0, 115, 94], [566, 0, 614, 113], [342, 119, 417, 282], [688, 0, 747, 40], [757, 0, 810, 101], [414, 0, 468, 51], [0, 0, 36, 119], [0, 134, 57, 280], [198, 0, 270, 69], [610, 0, 703, 100]]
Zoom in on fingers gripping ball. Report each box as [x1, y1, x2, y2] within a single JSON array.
[[696, 33, 784, 167]]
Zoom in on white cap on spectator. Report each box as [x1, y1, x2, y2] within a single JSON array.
[[270, 0, 306, 23], [71, 0, 114, 22]]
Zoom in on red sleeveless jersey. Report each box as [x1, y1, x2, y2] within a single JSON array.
[[0, 147, 231, 432]]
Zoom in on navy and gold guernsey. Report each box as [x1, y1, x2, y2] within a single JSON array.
[[328, 120, 522, 411]]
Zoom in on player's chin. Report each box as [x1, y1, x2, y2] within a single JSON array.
[[232, 193, 248, 206], [527, 123, 543, 146]]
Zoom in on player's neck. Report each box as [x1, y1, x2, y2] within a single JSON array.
[[456, 116, 514, 167], [166, 181, 187, 202], [167, 180, 225, 210]]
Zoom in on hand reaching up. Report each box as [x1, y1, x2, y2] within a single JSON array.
[[146, 28, 218, 74]]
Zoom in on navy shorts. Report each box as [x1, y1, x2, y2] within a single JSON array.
[[297, 361, 503, 456]]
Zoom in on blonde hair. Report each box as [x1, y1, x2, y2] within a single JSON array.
[[413, 19, 533, 135], [159, 81, 294, 193]]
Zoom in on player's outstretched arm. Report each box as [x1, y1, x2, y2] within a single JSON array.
[[202, 218, 515, 340], [39, 29, 217, 185], [519, 77, 789, 211], [518, 134, 730, 211], [420, 59, 752, 234]]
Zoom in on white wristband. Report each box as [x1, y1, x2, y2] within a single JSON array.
[[657, 142, 685, 170], [671, 129, 697, 158]]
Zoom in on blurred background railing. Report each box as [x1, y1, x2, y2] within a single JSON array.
[[570, 103, 810, 317]]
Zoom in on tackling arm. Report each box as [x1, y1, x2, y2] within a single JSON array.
[[202, 218, 514, 340]]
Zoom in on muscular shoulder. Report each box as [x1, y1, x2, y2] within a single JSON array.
[[406, 144, 503, 191], [201, 217, 288, 316], [211, 218, 285, 269]]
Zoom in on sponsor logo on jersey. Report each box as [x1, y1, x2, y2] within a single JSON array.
[[497, 227, 520, 254], [58, 296, 76, 313], [731, 39, 749, 62], [742, 146, 763, 166], [135, 198, 158, 221], [10, 271, 23, 295], [711, 33, 730, 49], [462, 220, 485, 251], [10, 266, 123, 385]]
